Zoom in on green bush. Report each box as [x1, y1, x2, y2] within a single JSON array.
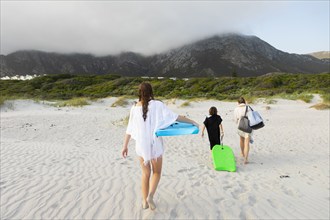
[[1, 73, 329, 102]]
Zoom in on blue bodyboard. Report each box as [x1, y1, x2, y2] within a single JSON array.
[[155, 122, 199, 137], [212, 145, 236, 172]]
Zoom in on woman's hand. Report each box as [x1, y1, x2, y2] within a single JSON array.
[[122, 146, 128, 158], [122, 134, 131, 159], [193, 121, 200, 128], [201, 125, 205, 138], [177, 115, 199, 127]]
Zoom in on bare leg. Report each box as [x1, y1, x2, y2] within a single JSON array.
[[244, 137, 250, 164], [139, 157, 151, 209], [240, 136, 245, 157], [147, 157, 163, 210]]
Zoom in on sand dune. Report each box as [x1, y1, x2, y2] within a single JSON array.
[[1, 97, 329, 219]]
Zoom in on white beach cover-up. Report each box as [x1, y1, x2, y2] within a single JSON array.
[[126, 100, 178, 164]]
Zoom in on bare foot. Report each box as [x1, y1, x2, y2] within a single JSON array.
[[147, 195, 156, 210], [244, 158, 249, 164], [142, 200, 149, 209]]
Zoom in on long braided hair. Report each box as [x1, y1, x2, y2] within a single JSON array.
[[138, 82, 154, 121]]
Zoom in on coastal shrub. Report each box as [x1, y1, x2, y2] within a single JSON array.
[[214, 94, 227, 100], [40, 83, 53, 91], [1, 73, 329, 102]]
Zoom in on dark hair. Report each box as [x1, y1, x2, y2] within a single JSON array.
[[209, 106, 218, 116], [238, 97, 246, 104], [138, 82, 154, 121]]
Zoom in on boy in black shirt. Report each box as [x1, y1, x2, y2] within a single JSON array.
[[201, 107, 224, 150]]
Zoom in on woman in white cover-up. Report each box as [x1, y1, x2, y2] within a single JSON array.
[[122, 82, 199, 210], [234, 96, 252, 164]]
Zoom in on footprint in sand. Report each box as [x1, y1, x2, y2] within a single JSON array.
[[214, 198, 224, 204], [223, 186, 231, 191], [239, 211, 246, 220], [267, 198, 279, 208], [170, 209, 178, 218], [51, 203, 59, 209], [177, 168, 187, 173], [0, 181, 6, 189], [281, 186, 296, 197], [231, 190, 240, 199], [177, 190, 185, 199], [248, 195, 257, 206], [64, 186, 72, 190], [192, 181, 201, 187]]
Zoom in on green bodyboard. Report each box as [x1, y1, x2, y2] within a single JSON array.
[[212, 145, 236, 172]]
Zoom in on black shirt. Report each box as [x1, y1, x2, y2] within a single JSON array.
[[203, 115, 223, 149]]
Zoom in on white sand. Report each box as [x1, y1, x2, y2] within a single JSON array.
[[1, 97, 329, 219]]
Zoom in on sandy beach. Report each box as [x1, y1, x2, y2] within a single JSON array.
[[1, 97, 329, 219]]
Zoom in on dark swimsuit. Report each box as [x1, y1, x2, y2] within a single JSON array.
[[203, 115, 222, 150]]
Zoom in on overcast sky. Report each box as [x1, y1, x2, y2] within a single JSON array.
[[1, 0, 329, 56]]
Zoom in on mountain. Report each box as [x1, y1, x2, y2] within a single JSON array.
[[1, 34, 329, 77], [0, 51, 149, 77], [308, 51, 330, 60]]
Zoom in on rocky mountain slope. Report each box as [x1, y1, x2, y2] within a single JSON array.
[[1, 34, 329, 77]]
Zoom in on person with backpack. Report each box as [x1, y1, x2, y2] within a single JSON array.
[[234, 97, 252, 164]]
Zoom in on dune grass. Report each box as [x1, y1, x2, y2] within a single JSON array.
[[0, 96, 15, 110], [179, 97, 212, 107], [111, 96, 131, 107], [310, 103, 330, 110], [264, 99, 278, 104], [54, 97, 90, 107], [321, 93, 330, 103], [0, 95, 19, 107], [112, 115, 130, 126], [281, 92, 314, 103], [310, 93, 330, 110], [0, 96, 8, 107], [180, 101, 191, 107]]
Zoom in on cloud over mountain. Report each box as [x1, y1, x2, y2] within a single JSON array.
[[1, 34, 329, 78]]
